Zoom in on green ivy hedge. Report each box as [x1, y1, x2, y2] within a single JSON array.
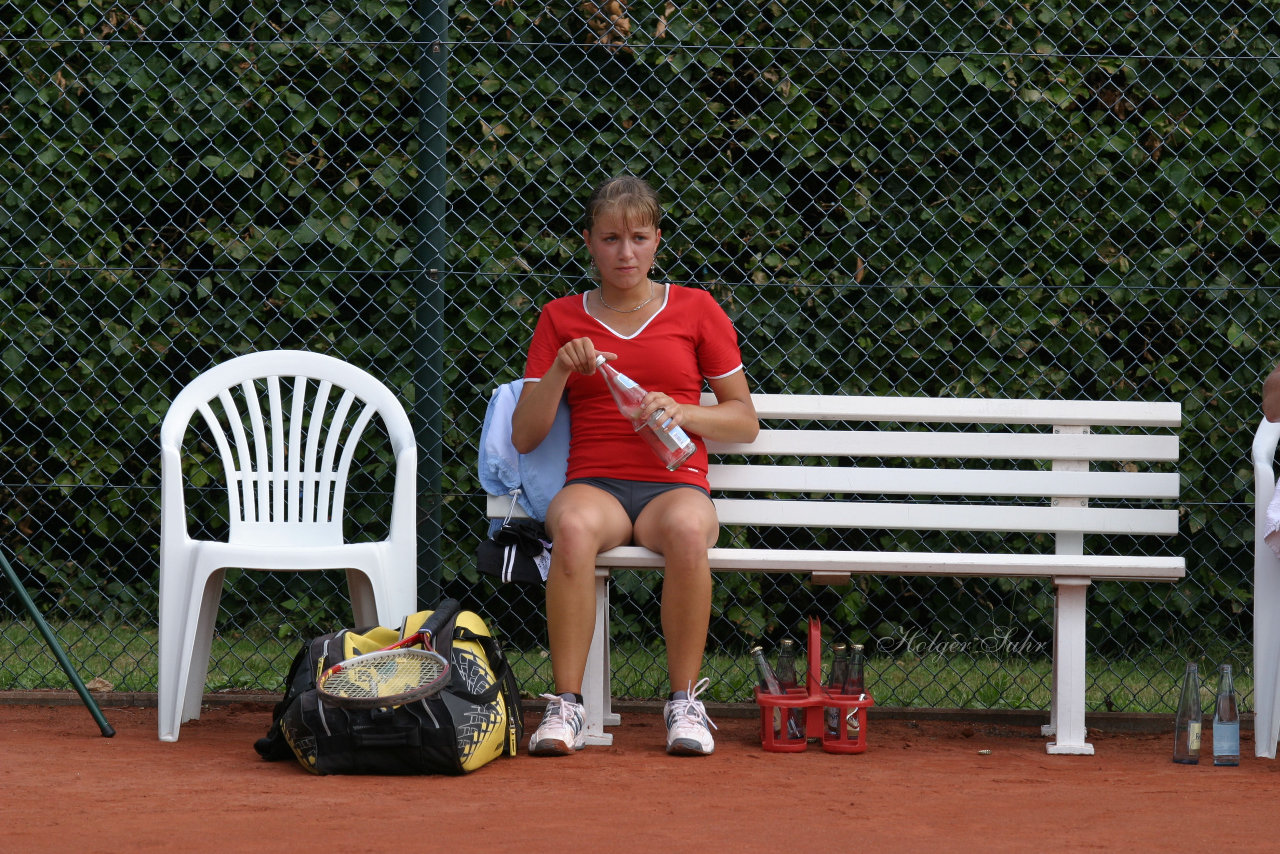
[[445, 0, 1279, 651], [3, 0, 1278, 659]]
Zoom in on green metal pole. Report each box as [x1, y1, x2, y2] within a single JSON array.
[[413, 0, 450, 608], [0, 549, 114, 737]]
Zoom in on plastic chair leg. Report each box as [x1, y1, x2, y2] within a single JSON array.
[[344, 568, 382, 627], [158, 565, 223, 742], [181, 571, 224, 723]]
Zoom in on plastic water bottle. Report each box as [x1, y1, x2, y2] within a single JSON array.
[[1171, 661, 1201, 765], [594, 355, 695, 471], [1212, 663, 1240, 766]]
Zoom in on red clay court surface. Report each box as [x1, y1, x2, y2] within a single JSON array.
[[3, 699, 1280, 853]]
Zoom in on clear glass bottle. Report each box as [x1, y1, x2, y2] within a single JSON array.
[[594, 355, 695, 471], [825, 642, 850, 738], [843, 643, 866, 738], [775, 638, 804, 739], [1172, 661, 1201, 765], [1212, 663, 1240, 767], [750, 645, 782, 695], [843, 643, 866, 697], [750, 645, 784, 736]]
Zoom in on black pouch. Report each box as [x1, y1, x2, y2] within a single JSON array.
[[476, 518, 550, 584]]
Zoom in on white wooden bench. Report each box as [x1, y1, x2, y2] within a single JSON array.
[[488, 393, 1185, 755]]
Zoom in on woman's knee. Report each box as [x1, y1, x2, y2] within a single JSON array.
[[547, 485, 631, 556], [663, 514, 718, 554], [637, 492, 718, 554]]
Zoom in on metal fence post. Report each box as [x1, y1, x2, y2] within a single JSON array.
[[413, 0, 451, 609]]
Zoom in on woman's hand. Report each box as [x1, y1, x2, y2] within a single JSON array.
[[553, 337, 616, 377], [639, 391, 685, 428], [634, 372, 759, 444], [512, 337, 616, 454]]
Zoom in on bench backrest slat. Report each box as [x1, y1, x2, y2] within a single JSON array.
[[707, 430, 1179, 462], [713, 499, 1180, 536], [707, 464, 1180, 499], [714, 393, 1182, 427], [485, 493, 1181, 536]]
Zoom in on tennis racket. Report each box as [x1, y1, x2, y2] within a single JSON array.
[[316, 598, 461, 709]]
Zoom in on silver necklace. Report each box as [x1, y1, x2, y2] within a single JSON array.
[[597, 281, 657, 313]]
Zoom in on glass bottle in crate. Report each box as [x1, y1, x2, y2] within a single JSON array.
[[843, 643, 866, 738], [593, 355, 695, 471], [750, 645, 784, 736], [1171, 661, 1201, 765], [825, 642, 850, 738], [844, 643, 866, 696], [1212, 664, 1240, 766], [775, 639, 804, 739]]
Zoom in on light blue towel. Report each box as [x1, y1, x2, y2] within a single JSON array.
[[478, 379, 569, 524]]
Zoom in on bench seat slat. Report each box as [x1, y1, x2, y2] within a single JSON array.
[[707, 464, 1180, 499], [711, 498, 1179, 536], [705, 393, 1182, 427], [707, 430, 1179, 462], [594, 546, 1186, 582]]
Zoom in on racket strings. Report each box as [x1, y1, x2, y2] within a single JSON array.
[[321, 650, 448, 703]]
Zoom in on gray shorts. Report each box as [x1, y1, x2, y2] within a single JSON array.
[[566, 478, 710, 525]]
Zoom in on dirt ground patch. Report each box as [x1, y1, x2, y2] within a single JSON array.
[[2, 700, 1280, 852]]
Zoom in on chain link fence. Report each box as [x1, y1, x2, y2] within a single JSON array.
[[3, 0, 1278, 715]]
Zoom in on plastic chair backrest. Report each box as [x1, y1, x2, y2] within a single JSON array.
[[160, 351, 414, 548]]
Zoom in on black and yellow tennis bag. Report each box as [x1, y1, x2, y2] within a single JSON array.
[[254, 599, 523, 775]]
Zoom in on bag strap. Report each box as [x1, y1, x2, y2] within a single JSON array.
[[440, 624, 500, 705], [453, 625, 523, 756], [255, 630, 344, 761]]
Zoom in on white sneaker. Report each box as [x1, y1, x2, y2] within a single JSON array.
[[528, 694, 587, 756], [664, 677, 717, 756]]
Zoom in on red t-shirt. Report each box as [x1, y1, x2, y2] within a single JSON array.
[[523, 284, 745, 489]]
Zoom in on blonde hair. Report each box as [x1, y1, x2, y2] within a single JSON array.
[[583, 175, 662, 233]]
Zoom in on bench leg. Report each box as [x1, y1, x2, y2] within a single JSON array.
[[1045, 577, 1094, 755], [582, 571, 616, 746], [1255, 539, 1280, 758]]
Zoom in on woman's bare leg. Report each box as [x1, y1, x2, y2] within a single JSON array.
[[632, 487, 718, 693], [543, 482, 632, 694]]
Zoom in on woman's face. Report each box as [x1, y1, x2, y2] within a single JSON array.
[[583, 212, 661, 293]]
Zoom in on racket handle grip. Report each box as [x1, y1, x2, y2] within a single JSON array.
[[420, 598, 462, 642]]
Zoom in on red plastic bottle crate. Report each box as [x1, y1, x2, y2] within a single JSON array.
[[754, 617, 874, 754]]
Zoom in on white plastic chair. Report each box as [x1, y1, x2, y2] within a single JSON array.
[[158, 350, 417, 741], [1253, 416, 1280, 758]]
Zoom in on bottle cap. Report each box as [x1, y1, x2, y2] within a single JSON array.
[[594, 354, 606, 367]]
